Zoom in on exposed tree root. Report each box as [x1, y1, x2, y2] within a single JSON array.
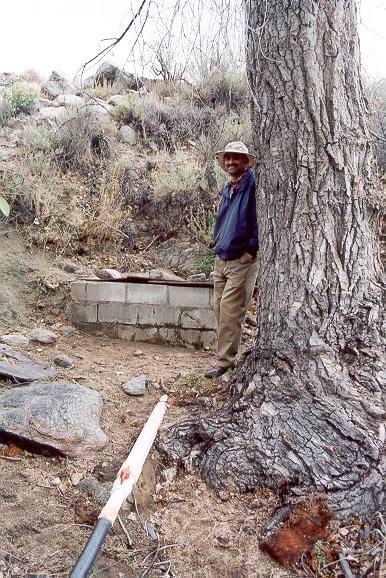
[[159, 342, 385, 520]]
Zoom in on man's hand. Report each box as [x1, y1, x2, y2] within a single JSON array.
[[239, 252, 255, 264]]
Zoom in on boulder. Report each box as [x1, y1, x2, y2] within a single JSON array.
[[26, 328, 57, 344], [0, 345, 57, 382], [118, 125, 138, 145], [112, 71, 142, 94], [54, 94, 85, 108], [95, 61, 118, 84], [0, 381, 108, 456], [85, 98, 111, 115], [34, 97, 55, 109], [95, 268, 121, 280], [37, 106, 67, 120], [108, 95, 125, 106], [41, 79, 77, 98], [0, 334, 29, 346]]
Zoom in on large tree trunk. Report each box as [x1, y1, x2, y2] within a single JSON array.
[[160, 0, 385, 520]]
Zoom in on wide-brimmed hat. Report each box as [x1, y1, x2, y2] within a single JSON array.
[[215, 141, 256, 169]]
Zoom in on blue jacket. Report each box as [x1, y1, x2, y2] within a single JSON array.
[[212, 168, 258, 261]]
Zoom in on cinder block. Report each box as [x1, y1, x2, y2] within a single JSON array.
[[180, 308, 216, 330], [71, 281, 87, 302], [158, 327, 177, 343], [117, 324, 136, 341], [137, 304, 180, 326], [71, 303, 98, 323], [135, 326, 159, 343], [179, 329, 202, 347], [126, 283, 168, 305], [201, 330, 217, 349], [98, 303, 137, 323], [86, 282, 126, 303], [168, 286, 211, 308]]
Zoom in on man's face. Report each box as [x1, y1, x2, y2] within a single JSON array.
[[223, 152, 249, 178]]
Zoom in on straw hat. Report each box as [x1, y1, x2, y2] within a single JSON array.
[[215, 141, 256, 169]]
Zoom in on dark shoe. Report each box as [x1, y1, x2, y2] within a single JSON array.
[[204, 366, 229, 379]]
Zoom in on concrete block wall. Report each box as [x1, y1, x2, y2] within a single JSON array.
[[70, 281, 216, 349]]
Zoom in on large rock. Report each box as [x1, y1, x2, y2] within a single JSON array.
[[88, 61, 143, 94], [36, 106, 67, 120], [112, 71, 142, 94], [95, 61, 118, 84], [85, 98, 112, 115], [41, 80, 77, 98], [26, 328, 58, 344], [118, 125, 138, 145], [0, 345, 57, 382], [0, 381, 108, 456], [0, 334, 29, 346], [41, 71, 78, 98], [54, 94, 85, 108]]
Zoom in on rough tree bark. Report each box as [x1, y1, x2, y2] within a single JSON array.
[[160, 0, 385, 519]]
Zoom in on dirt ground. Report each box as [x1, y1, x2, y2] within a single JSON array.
[[0, 330, 291, 578], [0, 224, 290, 578]]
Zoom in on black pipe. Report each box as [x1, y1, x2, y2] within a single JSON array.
[[69, 518, 112, 578]]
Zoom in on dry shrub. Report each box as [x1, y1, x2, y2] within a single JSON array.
[[194, 69, 248, 114], [110, 93, 145, 132], [122, 151, 212, 237], [54, 109, 114, 169], [143, 99, 217, 150], [0, 151, 64, 225], [84, 79, 114, 101], [78, 163, 129, 248]]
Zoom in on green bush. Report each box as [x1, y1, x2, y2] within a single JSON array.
[[197, 251, 215, 276], [110, 93, 145, 131], [5, 84, 37, 115]]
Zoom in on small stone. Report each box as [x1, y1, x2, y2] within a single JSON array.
[[52, 477, 61, 486], [122, 375, 147, 396], [54, 354, 73, 368], [95, 268, 121, 280], [127, 512, 137, 522], [63, 326, 77, 337], [70, 472, 84, 486], [133, 350, 143, 357], [163, 467, 177, 483], [58, 260, 80, 273], [0, 334, 29, 346], [26, 329, 58, 344], [245, 314, 257, 327], [188, 273, 206, 282], [243, 382, 255, 396]]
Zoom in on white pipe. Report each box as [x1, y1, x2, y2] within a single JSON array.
[[99, 394, 168, 525]]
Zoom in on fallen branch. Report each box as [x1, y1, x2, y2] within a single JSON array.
[[339, 552, 354, 578], [117, 514, 133, 547], [79, 205, 132, 244], [141, 234, 161, 253], [0, 455, 22, 461]]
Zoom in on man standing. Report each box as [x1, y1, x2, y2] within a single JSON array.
[[205, 142, 259, 378]]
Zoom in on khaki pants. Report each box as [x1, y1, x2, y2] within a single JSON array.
[[213, 254, 259, 368]]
